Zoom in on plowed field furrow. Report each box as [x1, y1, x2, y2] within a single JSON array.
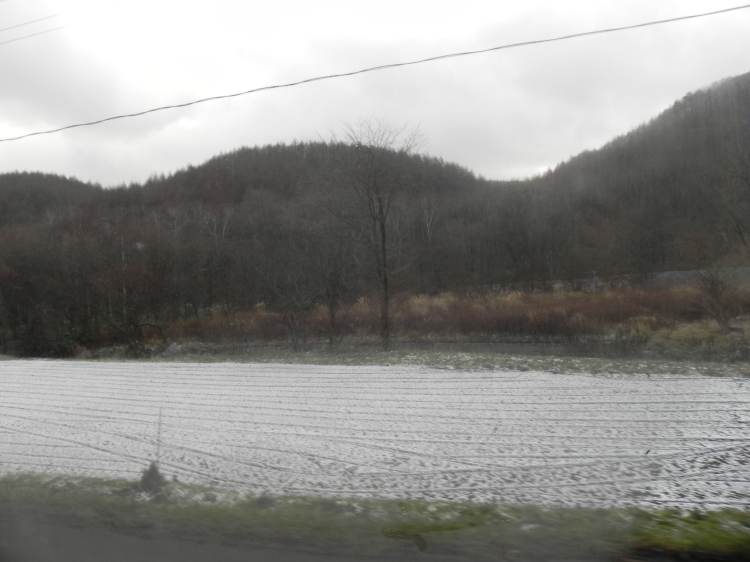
[[2, 360, 748, 509]]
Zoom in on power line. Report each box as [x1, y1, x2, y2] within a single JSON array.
[[1, 3, 749, 143], [0, 24, 68, 47], [0, 13, 61, 34]]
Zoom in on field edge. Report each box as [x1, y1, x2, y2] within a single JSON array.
[[1, 473, 748, 560]]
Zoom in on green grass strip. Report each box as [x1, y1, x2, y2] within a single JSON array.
[[1, 473, 748, 558]]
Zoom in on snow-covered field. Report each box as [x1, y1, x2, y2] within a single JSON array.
[[1, 360, 748, 509]]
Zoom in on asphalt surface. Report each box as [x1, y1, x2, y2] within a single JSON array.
[[0, 508, 625, 562], [1, 512, 410, 562], [0, 523, 412, 562]]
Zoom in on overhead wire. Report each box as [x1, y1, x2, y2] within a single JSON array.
[[0, 24, 68, 46], [0, 13, 61, 34], [1, 3, 749, 143]]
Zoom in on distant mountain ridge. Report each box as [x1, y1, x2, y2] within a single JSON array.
[[0, 172, 100, 226], [525, 69, 750, 278], [1, 71, 749, 355], [2, 69, 748, 254]]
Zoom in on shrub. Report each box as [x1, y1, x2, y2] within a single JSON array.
[[140, 462, 166, 494]]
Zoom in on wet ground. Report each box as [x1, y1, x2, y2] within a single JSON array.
[[0, 508, 623, 562]]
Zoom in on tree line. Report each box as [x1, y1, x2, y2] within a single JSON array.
[[1, 72, 749, 356]]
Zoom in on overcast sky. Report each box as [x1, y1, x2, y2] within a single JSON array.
[[1, 0, 749, 186]]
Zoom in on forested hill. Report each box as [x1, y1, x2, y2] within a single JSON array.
[[528, 70, 750, 278], [0, 172, 100, 226], [0, 70, 748, 356]]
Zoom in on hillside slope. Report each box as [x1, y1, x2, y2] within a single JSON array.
[[1, 71, 749, 355]]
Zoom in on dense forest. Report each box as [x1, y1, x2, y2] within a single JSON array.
[[1, 71, 749, 356]]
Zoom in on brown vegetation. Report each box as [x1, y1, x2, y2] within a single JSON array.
[[156, 287, 749, 348]]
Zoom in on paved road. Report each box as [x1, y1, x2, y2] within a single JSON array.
[[1, 524, 407, 562], [2, 513, 408, 562], [0, 509, 620, 562]]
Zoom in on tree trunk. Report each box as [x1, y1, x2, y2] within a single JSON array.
[[379, 217, 390, 351], [327, 299, 336, 347]]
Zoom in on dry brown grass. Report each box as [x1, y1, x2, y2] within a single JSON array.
[[394, 288, 702, 339], [164, 308, 286, 343], [154, 286, 750, 345]]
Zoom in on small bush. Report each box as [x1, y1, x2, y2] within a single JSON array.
[[140, 462, 166, 494], [649, 321, 750, 361]]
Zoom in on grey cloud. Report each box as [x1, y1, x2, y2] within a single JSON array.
[[2, 1, 750, 185], [0, 32, 203, 141]]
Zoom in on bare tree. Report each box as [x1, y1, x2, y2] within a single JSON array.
[[298, 205, 359, 347], [325, 119, 422, 350], [254, 206, 321, 351], [712, 149, 750, 256], [696, 269, 741, 332], [676, 232, 743, 333]]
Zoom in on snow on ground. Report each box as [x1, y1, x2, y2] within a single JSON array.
[[0, 360, 748, 509]]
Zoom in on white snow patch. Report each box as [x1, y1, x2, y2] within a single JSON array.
[[0, 360, 748, 509]]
